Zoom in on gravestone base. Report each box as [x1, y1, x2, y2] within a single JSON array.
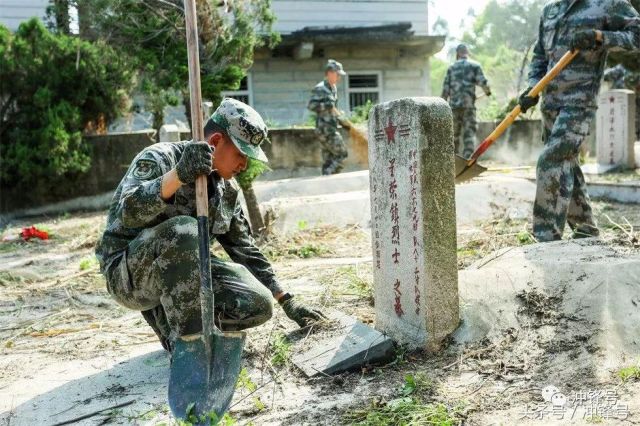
[[291, 311, 394, 377]]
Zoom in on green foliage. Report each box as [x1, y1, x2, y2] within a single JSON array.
[[80, 0, 279, 128], [179, 403, 236, 426], [236, 158, 270, 190], [349, 100, 375, 124], [345, 398, 464, 426], [429, 57, 448, 98], [0, 19, 133, 188], [79, 256, 98, 271], [270, 332, 291, 367], [618, 363, 640, 382]]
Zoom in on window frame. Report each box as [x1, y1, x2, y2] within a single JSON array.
[[220, 73, 254, 106], [346, 70, 383, 112]]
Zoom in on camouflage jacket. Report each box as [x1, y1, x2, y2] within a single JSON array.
[[95, 141, 283, 296], [529, 0, 640, 110], [308, 79, 339, 129], [441, 59, 491, 109], [604, 63, 630, 89]]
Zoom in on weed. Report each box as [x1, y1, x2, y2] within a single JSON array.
[[270, 332, 291, 367], [236, 368, 257, 393], [516, 230, 535, 245], [345, 397, 464, 426], [297, 220, 308, 231], [618, 364, 640, 382], [289, 244, 325, 259], [586, 415, 604, 424], [79, 256, 98, 271], [400, 373, 435, 397], [178, 403, 236, 425]]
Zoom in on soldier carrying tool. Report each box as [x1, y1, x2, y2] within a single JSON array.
[[95, 98, 326, 353], [518, 0, 640, 242], [441, 44, 492, 158], [308, 59, 349, 175]]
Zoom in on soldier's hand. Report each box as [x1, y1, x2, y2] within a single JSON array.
[[570, 30, 602, 51], [175, 141, 213, 184], [281, 297, 326, 328], [518, 86, 539, 113]]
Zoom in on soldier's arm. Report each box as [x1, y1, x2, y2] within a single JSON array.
[[115, 152, 174, 228], [475, 65, 491, 95], [602, 2, 640, 52], [528, 16, 548, 87], [216, 202, 284, 297], [441, 68, 451, 100]]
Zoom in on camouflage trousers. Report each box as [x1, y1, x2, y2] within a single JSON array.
[[533, 108, 599, 242], [452, 107, 477, 158], [105, 216, 273, 349], [315, 128, 348, 175]]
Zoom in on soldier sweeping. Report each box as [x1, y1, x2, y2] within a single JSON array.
[[308, 59, 349, 175], [96, 98, 325, 351], [518, 0, 640, 242], [441, 44, 492, 158]]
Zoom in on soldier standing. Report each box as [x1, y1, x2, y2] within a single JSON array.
[[308, 59, 348, 175], [518, 0, 640, 242], [603, 63, 629, 89], [96, 99, 325, 351], [441, 44, 492, 158]]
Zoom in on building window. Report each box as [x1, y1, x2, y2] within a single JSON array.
[[221, 75, 253, 106], [347, 72, 382, 110]]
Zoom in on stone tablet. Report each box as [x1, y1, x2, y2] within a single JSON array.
[[368, 97, 459, 350], [291, 312, 394, 377], [594, 89, 636, 172]]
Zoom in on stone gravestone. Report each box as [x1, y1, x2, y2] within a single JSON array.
[[591, 89, 637, 173], [368, 97, 459, 351], [159, 124, 181, 143]]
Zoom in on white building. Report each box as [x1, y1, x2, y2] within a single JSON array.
[[224, 0, 444, 126], [0, 0, 48, 31]]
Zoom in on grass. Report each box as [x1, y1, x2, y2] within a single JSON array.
[[79, 256, 99, 271], [618, 363, 640, 382], [270, 332, 292, 367], [344, 374, 459, 426]]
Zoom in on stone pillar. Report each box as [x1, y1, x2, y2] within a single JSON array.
[[368, 97, 459, 351], [159, 124, 182, 143], [595, 90, 636, 172]]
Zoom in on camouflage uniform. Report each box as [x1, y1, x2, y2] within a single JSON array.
[[528, 0, 640, 241], [308, 62, 348, 175], [441, 57, 491, 158], [95, 142, 281, 348], [603, 63, 629, 89]]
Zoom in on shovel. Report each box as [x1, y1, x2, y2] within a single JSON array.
[[168, 1, 245, 423], [455, 49, 579, 183]]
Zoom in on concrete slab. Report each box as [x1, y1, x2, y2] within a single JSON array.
[[291, 311, 394, 377]]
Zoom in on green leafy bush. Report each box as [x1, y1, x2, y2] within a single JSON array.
[[0, 19, 133, 188]]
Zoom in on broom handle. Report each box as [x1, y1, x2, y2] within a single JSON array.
[[468, 49, 579, 164]]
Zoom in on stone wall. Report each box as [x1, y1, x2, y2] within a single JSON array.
[[1, 131, 156, 214], [2, 120, 546, 214]]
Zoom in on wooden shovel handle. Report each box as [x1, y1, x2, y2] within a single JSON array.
[[468, 49, 580, 164]]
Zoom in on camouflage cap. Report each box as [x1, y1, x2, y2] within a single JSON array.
[[325, 59, 346, 76], [210, 98, 269, 163]]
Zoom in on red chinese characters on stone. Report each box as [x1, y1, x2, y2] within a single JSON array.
[[394, 279, 404, 317]]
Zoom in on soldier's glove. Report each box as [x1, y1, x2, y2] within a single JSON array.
[[175, 141, 213, 184], [518, 87, 539, 113], [280, 294, 326, 328], [569, 30, 602, 51]]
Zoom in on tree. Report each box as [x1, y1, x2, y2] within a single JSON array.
[[0, 19, 133, 188], [236, 158, 270, 238], [67, 0, 279, 134]]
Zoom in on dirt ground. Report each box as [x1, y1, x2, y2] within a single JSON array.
[[1, 199, 639, 425]]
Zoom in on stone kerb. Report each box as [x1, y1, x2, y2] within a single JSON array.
[[368, 97, 459, 351]]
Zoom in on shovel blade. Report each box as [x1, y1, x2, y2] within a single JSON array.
[[454, 155, 487, 184], [168, 331, 246, 425]]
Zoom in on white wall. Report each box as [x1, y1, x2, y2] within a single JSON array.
[[0, 0, 48, 30], [272, 0, 429, 35]]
